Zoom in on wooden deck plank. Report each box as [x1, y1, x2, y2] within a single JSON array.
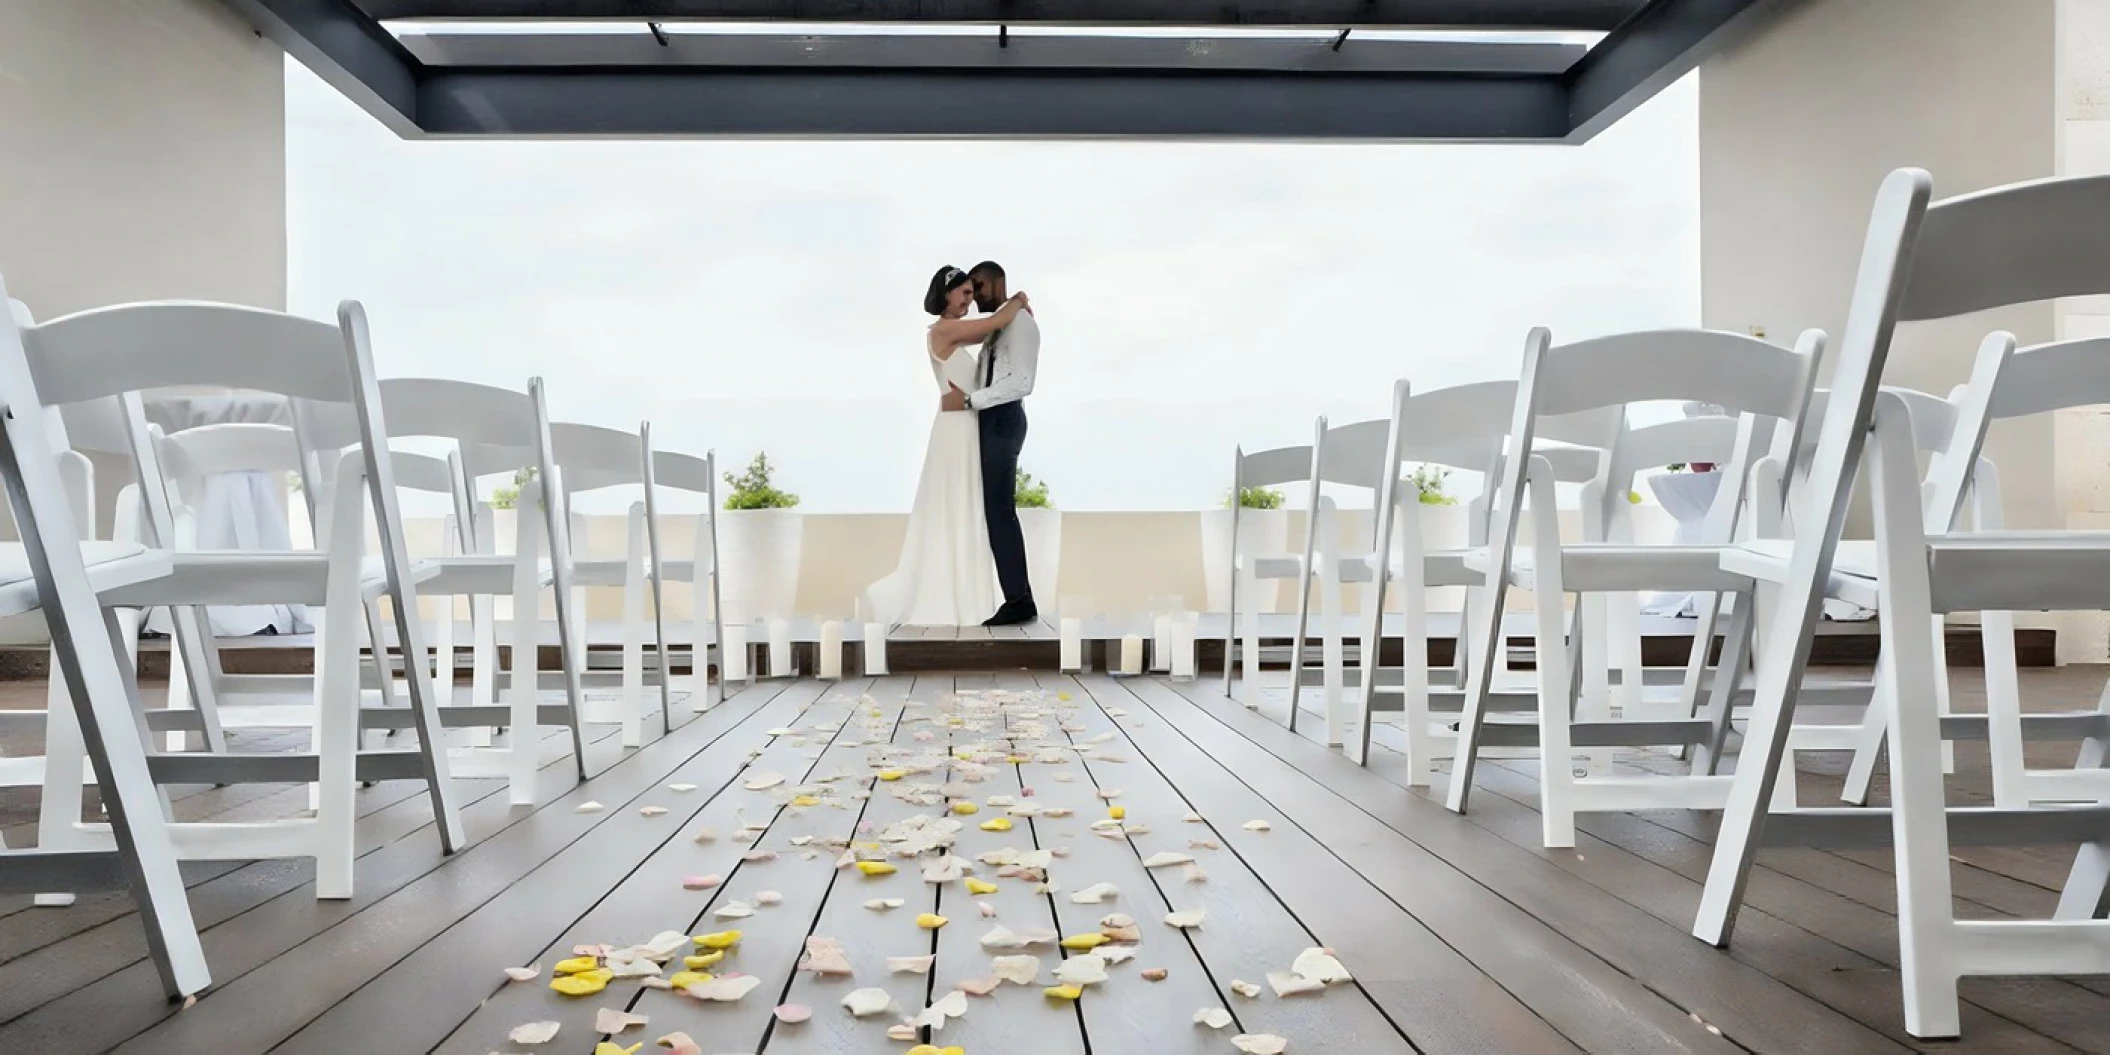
[[1452, 749, 2098, 1052], [1038, 675, 1417, 1055], [0, 726, 612, 1036], [611, 681, 884, 1052], [1106, 676, 1590, 1054], [1020, 672, 1370, 1055], [764, 676, 947, 1055], [90, 682, 802, 1055], [926, 673, 1088, 1054], [1146, 675, 1860, 1054], [299, 680, 851, 1055]]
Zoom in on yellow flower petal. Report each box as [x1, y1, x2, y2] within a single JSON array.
[[1058, 692, 1073, 701], [552, 955, 601, 976], [549, 968, 613, 996], [1108, 806, 1126, 820], [1060, 933, 1109, 951], [979, 818, 1013, 833], [683, 951, 725, 970], [857, 861, 898, 876], [791, 794, 821, 807], [905, 1047, 968, 1055], [1007, 755, 1031, 764], [593, 1043, 643, 1055], [951, 802, 980, 816], [876, 769, 907, 781], [1044, 984, 1084, 1000], [694, 930, 743, 949], [916, 913, 950, 930], [965, 878, 1000, 895], [667, 970, 714, 988]]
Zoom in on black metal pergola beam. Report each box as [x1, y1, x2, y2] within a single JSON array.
[[418, 68, 1571, 138], [356, 0, 1643, 31], [224, 0, 424, 135], [396, 30, 1591, 74], [1563, 0, 1789, 141], [228, 0, 1791, 141]]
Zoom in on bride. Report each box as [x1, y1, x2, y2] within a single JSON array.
[[861, 265, 1031, 626]]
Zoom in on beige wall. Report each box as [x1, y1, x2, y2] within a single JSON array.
[[0, 0, 286, 638], [0, 0, 286, 314], [2055, 0, 2110, 660], [1699, 0, 2059, 536]]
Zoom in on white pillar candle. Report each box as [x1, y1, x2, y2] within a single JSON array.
[[1119, 634, 1144, 675], [818, 620, 843, 679], [1171, 615, 1197, 680], [1150, 614, 1173, 672], [1059, 617, 1083, 672], [722, 624, 749, 683], [863, 621, 889, 675], [768, 619, 793, 678]]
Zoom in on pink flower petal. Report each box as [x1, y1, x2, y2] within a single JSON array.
[[773, 1003, 813, 1024]]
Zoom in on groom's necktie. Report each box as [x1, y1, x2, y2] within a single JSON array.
[[982, 328, 1000, 389]]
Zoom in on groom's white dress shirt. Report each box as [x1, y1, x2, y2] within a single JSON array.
[[968, 310, 1040, 411]]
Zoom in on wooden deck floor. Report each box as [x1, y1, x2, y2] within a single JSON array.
[[0, 670, 2106, 1053]]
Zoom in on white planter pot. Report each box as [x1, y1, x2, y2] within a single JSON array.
[[1199, 508, 1291, 613], [1018, 508, 1062, 611], [717, 509, 804, 623]]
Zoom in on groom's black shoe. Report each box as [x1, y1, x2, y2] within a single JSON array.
[[983, 602, 1039, 628]]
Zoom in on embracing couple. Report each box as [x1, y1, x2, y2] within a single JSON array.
[[861, 261, 1040, 628]]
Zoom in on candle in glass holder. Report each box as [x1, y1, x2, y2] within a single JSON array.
[[1119, 634, 1144, 675], [722, 624, 749, 683], [819, 620, 843, 679], [1059, 617, 1083, 671], [1170, 615, 1197, 680], [863, 622, 889, 675], [768, 619, 793, 678]]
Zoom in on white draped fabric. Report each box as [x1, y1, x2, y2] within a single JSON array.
[[141, 391, 311, 637]]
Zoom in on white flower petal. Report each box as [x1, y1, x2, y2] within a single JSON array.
[[507, 1020, 561, 1045], [1194, 1008, 1233, 1030]]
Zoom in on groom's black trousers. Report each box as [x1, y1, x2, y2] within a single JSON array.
[[979, 400, 1033, 610]]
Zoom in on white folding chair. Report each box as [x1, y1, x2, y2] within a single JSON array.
[[1220, 433, 1319, 710], [11, 297, 462, 902], [0, 279, 207, 997], [1694, 168, 2110, 1039], [336, 378, 591, 804], [648, 448, 730, 706], [1446, 327, 1825, 847], [463, 421, 673, 748], [1310, 380, 1617, 771], [1761, 385, 1973, 808]]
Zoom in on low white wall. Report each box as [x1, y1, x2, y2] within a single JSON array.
[[404, 504, 1684, 625]]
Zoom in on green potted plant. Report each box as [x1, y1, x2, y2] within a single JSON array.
[[1201, 484, 1292, 613], [716, 452, 803, 622]]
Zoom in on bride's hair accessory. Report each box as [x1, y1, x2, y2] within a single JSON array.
[[924, 264, 971, 316]]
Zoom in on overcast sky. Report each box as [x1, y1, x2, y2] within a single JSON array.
[[286, 60, 1699, 513]]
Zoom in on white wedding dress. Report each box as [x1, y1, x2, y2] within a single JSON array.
[[860, 336, 1001, 626]]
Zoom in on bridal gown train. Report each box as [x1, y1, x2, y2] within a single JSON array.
[[860, 341, 1001, 626]]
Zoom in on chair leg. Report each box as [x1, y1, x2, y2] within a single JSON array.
[[506, 516, 544, 805], [1444, 573, 1508, 815], [1978, 609, 2027, 808], [620, 555, 647, 749], [75, 608, 210, 996], [1535, 583, 1579, 849], [1287, 571, 1313, 733], [1321, 567, 1347, 748], [1236, 570, 1261, 708], [314, 574, 363, 900]]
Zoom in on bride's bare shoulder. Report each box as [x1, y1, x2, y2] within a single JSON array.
[[928, 326, 960, 361]]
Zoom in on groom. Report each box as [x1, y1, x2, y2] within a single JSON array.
[[941, 260, 1040, 626]]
